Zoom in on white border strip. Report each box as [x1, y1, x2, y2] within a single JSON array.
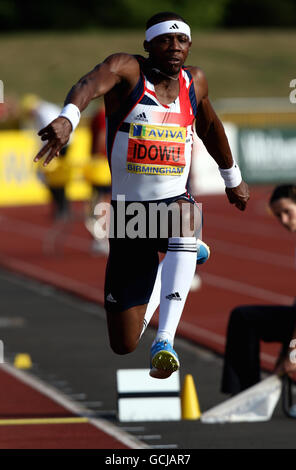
[[0, 255, 104, 302], [203, 272, 293, 305], [180, 321, 276, 365], [206, 237, 294, 269], [207, 212, 293, 241], [0, 362, 148, 449]]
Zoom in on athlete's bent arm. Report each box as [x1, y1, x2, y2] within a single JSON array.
[[191, 68, 249, 211], [34, 54, 139, 166]]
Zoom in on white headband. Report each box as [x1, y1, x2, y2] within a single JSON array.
[[145, 20, 191, 42]]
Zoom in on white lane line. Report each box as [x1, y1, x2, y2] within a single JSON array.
[[83, 401, 103, 408], [0, 233, 280, 368], [0, 317, 26, 328], [206, 237, 294, 269], [0, 216, 91, 253], [260, 353, 277, 365], [121, 426, 146, 432], [1, 220, 293, 307], [180, 321, 226, 346], [0, 255, 104, 303], [5, 213, 292, 271], [206, 213, 292, 241], [180, 321, 276, 365], [202, 272, 293, 305], [0, 362, 149, 450], [150, 444, 179, 449], [70, 393, 87, 400], [0, 252, 280, 365], [0, 271, 106, 321]]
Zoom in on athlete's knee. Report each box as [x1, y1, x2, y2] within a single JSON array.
[[106, 306, 144, 355], [109, 337, 138, 355]]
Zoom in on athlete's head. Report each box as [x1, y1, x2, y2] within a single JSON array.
[[269, 184, 296, 232], [144, 12, 192, 76]]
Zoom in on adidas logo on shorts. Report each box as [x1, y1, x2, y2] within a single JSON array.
[[166, 292, 182, 301], [106, 293, 117, 303]]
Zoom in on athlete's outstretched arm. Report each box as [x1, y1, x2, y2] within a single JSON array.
[[191, 68, 249, 211], [34, 54, 139, 166]]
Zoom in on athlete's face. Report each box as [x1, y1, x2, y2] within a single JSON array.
[[270, 197, 296, 232], [145, 33, 191, 75]]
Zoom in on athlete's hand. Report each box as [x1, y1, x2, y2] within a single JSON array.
[[225, 180, 250, 211], [34, 117, 72, 166]]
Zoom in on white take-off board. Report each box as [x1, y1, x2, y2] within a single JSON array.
[[117, 369, 181, 422]]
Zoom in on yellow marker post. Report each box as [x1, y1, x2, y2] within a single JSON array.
[[14, 353, 32, 370], [181, 374, 201, 420]]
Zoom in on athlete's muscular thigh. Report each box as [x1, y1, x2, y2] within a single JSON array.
[[106, 304, 147, 355]]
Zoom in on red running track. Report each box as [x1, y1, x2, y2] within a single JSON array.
[[0, 186, 294, 369], [0, 365, 136, 449], [0, 184, 294, 448]]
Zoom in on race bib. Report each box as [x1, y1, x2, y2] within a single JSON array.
[[127, 123, 186, 175]]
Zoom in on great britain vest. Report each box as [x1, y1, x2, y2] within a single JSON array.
[[106, 56, 198, 201]]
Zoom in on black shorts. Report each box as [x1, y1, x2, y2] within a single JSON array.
[[104, 191, 199, 313]]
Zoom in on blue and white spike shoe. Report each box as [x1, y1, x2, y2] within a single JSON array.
[[196, 239, 210, 265], [149, 339, 180, 379]]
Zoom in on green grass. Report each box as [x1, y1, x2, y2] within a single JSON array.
[[1, 29, 296, 103]]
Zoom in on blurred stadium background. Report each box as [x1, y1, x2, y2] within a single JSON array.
[[1, 0, 296, 204]]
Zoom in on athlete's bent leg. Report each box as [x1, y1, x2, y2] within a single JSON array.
[[106, 304, 147, 355], [149, 200, 198, 378], [104, 232, 159, 355]]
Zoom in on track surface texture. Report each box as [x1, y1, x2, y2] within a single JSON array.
[[0, 185, 295, 449]]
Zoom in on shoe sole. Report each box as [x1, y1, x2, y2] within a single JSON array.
[[151, 350, 179, 377], [149, 368, 174, 379]]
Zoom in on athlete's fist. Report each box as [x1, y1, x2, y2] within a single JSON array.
[[226, 180, 250, 211]]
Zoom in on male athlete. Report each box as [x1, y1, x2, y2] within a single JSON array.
[[34, 12, 250, 378]]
